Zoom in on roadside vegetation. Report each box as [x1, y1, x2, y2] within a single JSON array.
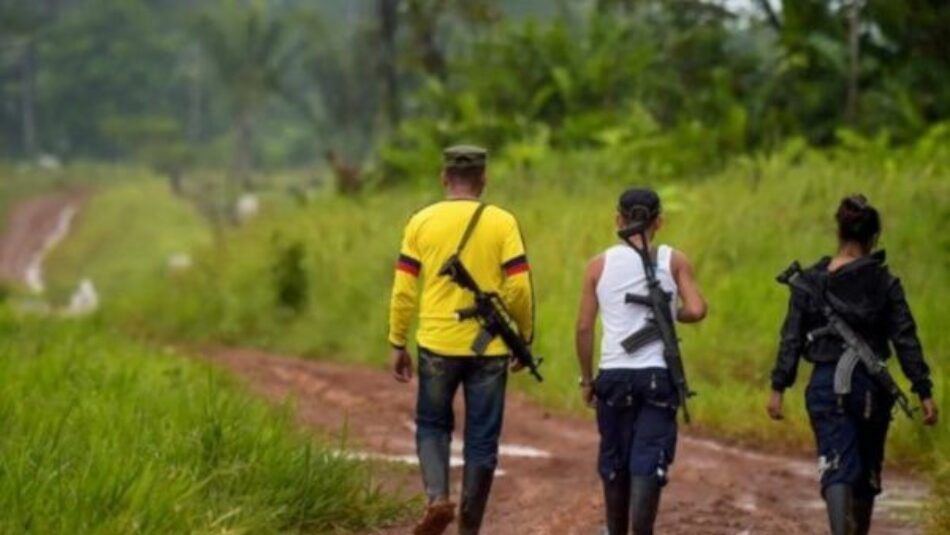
[[99, 129, 949, 468], [43, 178, 212, 304], [6, 0, 950, 531], [0, 311, 409, 534]]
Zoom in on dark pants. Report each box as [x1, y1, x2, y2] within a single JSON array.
[[416, 348, 508, 501], [595, 368, 678, 484], [806, 362, 893, 499]]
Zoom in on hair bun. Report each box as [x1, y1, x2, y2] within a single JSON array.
[[835, 193, 881, 250], [843, 194, 869, 212], [626, 205, 653, 222]]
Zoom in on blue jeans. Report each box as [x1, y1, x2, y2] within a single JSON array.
[[595, 368, 678, 484], [806, 362, 893, 498], [416, 348, 508, 501]]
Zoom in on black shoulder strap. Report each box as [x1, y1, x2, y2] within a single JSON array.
[[455, 203, 488, 255]]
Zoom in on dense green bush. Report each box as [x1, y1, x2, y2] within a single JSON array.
[[0, 313, 408, 534]]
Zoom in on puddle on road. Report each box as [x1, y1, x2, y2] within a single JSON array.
[[339, 450, 508, 476]]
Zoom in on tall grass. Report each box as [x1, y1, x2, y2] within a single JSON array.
[[43, 130, 950, 530], [112, 136, 949, 465], [43, 179, 212, 304], [0, 312, 409, 534]]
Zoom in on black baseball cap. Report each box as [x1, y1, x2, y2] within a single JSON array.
[[618, 187, 661, 222]]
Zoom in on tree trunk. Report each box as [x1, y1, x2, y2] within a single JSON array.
[[845, 0, 862, 125], [407, 0, 447, 80], [233, 106, 255, 191], [379, 0, 401, 127], [168, 168, 184, 196], [20, 40, 38, 157], [754, 0, 782, 30], [187, 45, 204, 143]]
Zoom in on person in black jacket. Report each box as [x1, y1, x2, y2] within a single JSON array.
[[766, 194, 938, 535]]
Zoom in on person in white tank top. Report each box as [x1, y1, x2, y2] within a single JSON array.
[[574, 188, 707, 535]]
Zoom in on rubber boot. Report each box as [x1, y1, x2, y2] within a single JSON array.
[[825, 484, 856, 535], [458, 465, 495, 535], [630, 476, 661, 535], [853, 497, 874, 535], [602, 473, 630, 535]]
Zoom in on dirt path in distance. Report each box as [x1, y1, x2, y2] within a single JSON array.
[[0, 191, 83, 292], [209, 347, 927, 535]]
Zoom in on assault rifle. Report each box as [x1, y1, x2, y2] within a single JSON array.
[[618, 221, 694, 423], [439, 254, 544, 382], [776, 261, 913, 419]]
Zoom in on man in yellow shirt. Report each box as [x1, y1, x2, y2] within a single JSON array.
[[388, 145, 534, 535]]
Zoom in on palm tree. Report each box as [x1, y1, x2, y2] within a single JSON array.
[[193, 0, 304, 189]]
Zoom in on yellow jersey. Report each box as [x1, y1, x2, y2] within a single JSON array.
[[388, 200, 534, 356]]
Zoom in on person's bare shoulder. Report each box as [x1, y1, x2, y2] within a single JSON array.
[[586, 253, 606, 284], [670, 248, 690, 274]]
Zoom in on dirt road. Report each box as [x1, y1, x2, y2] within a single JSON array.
[[0, 191, 82, 292], [1, 192, 927, 534], [210, 347, 927, 535]]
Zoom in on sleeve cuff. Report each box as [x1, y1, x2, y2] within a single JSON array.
[[912, 381, 933, 401], [771, 381, 788, 393], [389, 341, 406, 350]]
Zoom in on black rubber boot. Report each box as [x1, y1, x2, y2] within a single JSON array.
[[458, 465, 495, 535], [853, 497, 874, 535], [825, 484, 856, 535], [630, 476, 661, 535], [602, 473, 631, 535]]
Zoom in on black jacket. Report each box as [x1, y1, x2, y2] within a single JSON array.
[[770, 250, 933, 399]]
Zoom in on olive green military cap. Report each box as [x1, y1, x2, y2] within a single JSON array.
[[443, 145, 488, 169]]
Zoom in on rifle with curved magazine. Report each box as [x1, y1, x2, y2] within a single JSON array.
[[439, 203, 543, 382], [777, 261, 913, 419], [618, 221, 694, 423]]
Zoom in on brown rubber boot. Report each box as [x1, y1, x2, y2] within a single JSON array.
[[413, 501, 456, 535]]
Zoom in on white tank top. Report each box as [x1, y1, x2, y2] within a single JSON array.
[[596, 244, 678, 370]]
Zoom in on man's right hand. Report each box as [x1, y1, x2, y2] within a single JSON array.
[[391, 348, 413, 383], [767, 390, 784, 421]]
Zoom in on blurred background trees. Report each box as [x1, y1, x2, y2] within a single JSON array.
[[1, 0, 948, 185]]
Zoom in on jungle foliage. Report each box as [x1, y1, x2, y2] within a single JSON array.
[[2, 1, 949, 188]]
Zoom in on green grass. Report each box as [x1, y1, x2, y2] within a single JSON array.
[[44, 178, 212, 305], [114, 137, 949, 466], [43, 131, 949, 530], [0, 311, 409, 534]]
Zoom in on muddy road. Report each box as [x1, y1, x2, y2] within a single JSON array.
[[210, 347, 926, 535], [1, 192, 927, 534]]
